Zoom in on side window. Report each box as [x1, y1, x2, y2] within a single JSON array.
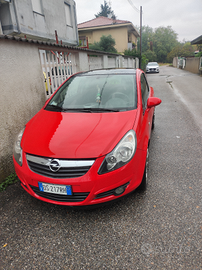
[[141, 73, 149, 110]]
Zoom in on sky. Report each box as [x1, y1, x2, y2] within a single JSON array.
[[75, 0, 202, 42]]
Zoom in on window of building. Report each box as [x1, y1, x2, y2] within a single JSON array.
[[64, 3, 72, 27], [31, 0, 43, 14], [79, 36, 88, 47]]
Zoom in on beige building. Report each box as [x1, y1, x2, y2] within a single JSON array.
[[78, 16, 139, 53]]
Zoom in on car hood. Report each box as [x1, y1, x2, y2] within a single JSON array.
[[147, 64, 159, 68], [22, 109, 137, 159]]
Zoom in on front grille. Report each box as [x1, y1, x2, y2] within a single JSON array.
[[27, 160, 91, 178], [26, 154, 95, 179], [30, 185, 89, 202]]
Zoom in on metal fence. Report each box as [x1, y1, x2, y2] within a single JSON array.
[[40, 50, 75, 96]]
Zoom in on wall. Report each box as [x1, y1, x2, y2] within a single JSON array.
[[173, 56, 201, 74], [0, 0, 78, 46], [173, 57, 178, 68], [0, 36, 138, 182], [0, 39, 46, 181], [92, 27, 128, 53], [184, 57, 200, 74]]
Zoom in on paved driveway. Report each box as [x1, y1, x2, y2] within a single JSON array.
[[0, 66, 202, 269]]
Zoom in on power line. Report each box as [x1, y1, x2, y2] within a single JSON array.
[[127, 0, 139, 13]]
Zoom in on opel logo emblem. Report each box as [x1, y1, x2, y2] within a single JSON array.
[[49, 159, 61, 172]]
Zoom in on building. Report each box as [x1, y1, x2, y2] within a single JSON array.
[[78, 16, 139, 53], [191, 35, 202, 45], [0, 0, 78, 46]]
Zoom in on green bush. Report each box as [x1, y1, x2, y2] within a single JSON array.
[[89, 35, 117, 53]]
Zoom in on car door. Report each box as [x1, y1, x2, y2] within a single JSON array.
[[137, 72, 151, 151]]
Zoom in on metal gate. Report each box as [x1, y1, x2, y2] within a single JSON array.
[[39, 50, 75, 98]]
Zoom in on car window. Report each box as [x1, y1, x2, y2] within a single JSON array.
[[46, 74, 137, 112], [141, 73, 149, 110]]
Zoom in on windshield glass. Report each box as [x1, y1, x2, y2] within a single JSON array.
[[148, 62, 158, 66], [46, 74, 137, 112]]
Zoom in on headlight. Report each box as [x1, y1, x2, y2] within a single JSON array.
[[98, 130, 137, 174], [13, 128, 25, 166]]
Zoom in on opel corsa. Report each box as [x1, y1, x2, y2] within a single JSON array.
[[13, 69, 161, 207]]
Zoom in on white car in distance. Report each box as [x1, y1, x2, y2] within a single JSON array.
[[146, 62, 159, 73]]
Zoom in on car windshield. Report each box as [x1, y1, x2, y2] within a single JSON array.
[[46, 73, 137, 112], [148, 62, 158, 66]]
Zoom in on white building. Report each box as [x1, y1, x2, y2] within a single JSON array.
[[0, 0, 78, 46]]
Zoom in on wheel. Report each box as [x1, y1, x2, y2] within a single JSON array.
[[137, 148, 148, 191]]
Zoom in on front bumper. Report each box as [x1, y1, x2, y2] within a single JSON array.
[[146, 68, 159, 73], [13, 149, 146, 206]]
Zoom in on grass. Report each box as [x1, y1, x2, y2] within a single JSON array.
[[0, 173, 19, 192]]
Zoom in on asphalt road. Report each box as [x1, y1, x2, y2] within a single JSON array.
[[1, 66, 202, 270]]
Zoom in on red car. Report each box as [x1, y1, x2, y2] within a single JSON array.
[[13, 69, 161, 207]]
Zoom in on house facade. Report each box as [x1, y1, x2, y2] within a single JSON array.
[[0, 0, 78, 46], [78, 16, 139, 53]]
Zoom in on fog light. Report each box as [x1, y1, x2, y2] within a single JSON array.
[[114, 186, 126, 196]]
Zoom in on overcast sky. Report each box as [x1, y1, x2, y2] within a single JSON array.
[[75, 0, 202, 42]]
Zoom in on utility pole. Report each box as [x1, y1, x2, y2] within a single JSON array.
[[140, 6, 142, 69], [127, 1, 142, 69]]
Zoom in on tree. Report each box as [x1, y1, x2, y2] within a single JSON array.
[[137, 25, 178, 63], [95, 1, 116, 19], [153, 26, 178, 62], [89, 35, 117, 53], [141, 26, 154, 52], [144, 50, 157, 62], [124, 48, 140, 58], [167, 42, 195, 62]]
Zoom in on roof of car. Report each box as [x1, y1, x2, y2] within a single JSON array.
[[78, 69, 136, 76]]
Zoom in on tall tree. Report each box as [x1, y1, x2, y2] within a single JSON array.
[[138, 25, 179, 63], [153, 26, 178, 62], [95, 1, 116, 19], [141, 26, 154, 53]]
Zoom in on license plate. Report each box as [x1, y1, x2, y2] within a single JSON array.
[[38, 182, 72, 195]]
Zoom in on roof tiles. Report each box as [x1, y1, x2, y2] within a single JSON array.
[[78, 16, 131, 29]]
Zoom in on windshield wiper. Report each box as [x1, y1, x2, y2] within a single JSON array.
[[91, 108, 119, 112], [46, 106, 120, 113], [73, 108, 120, 112], [45, 104, 63, 111]]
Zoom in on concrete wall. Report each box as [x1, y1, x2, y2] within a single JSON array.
[[173, 56, 201, 74], [0, 39, 46, 181], [173, 57, 178, 68], [0, 0, 78, 46], [184, 57, 200, 74]]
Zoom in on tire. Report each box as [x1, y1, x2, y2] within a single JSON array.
[[137, 148, 149, 191]]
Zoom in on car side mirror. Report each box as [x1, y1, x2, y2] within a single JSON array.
[[147, 97, 162, 108]]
